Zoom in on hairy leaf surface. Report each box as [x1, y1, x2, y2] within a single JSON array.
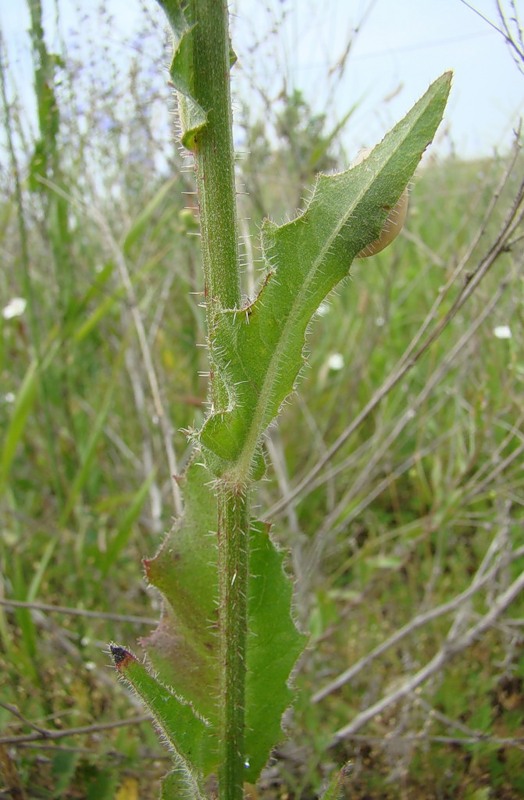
[[111, 52, 451, 792], [244, 522, 307, 780], [110, 645, 213, 788], [200, 73, 452, 473], [138, 461, 305, 782], [156, 0, 207, 148], [142, 461, 219, 722], [156, 0, 236, 150]]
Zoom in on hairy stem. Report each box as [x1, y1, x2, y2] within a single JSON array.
[[190, 2, 248, 797], [217, 489, 249, 799], [192, 0, 240, 314]]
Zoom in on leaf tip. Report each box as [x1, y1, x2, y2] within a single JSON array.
[[434, 69, 453, 96], [110, 643, 136, 671]]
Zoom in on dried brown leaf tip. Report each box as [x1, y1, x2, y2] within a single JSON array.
[[110, 644, 135, 670]]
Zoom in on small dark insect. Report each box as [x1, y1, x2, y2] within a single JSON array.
[[110, 644, 130, 667]]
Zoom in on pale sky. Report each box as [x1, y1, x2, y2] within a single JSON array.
[[1, 0, 523, 160], [231, 0, 524, 158]]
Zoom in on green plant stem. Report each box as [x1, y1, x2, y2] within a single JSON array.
[[190, 2, 248, 798], [192, 0, 240, 314], [217, 488, 249, 799]]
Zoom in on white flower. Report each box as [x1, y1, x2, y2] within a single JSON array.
[[2, 297, 27, 320], [327, 353, 344, 371], [493, 325, 511, 339]]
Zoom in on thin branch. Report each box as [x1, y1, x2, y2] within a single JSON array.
[[13, 741, 170, 759], [460, 0, 524, 74], [124, 346, 164, 530], [339, 732, 524, 747], [265, 430, 301, 537], [415, 696, 512, 743], [0, 704, 48, 735], [497, 0, 524, 72], [330, 567, 524, 742], [266, 142, 523, 520], [0, 714, 152, 746], [90, 205, 183, 517], [459, 0, 510, 39], [0, 598, 157, 625], [313, 543, 524, 702], [462, 438, 524, 506], [28, 175, 184, 519], [303, 421, 454, 582], [304, 277, 510, 577]]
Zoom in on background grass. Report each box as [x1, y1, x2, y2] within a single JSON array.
[[1, 2, 523, 798]]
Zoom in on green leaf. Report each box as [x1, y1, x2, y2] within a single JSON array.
[[156, 0, 207, 149], [110, 644, 214, 788], [244, 522, 307, 780], [320, 765, 352, 800], [122, 178, 178, 256], [85, 767, 119, 800], [51, 750, 79, 798], [59, 347, 123, 525], [0, 358, 39, 494], [140, 459, 306, 782], [142, 460, 220, 722], [160, 771, 206, 800], [156, 0, 236, 150], [101, 470, 156, 576], [0, 339, 60, 496], [200, 72, 452, 473]]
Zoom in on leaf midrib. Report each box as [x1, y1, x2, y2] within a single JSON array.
[[227, 89, 436, 479], [232, 186, 361, 478]]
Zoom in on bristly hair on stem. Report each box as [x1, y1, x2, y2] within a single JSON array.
[[109, 3, 451, 798]]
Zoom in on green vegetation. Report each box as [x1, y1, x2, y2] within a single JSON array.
[[1, 1, 523, 798]]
